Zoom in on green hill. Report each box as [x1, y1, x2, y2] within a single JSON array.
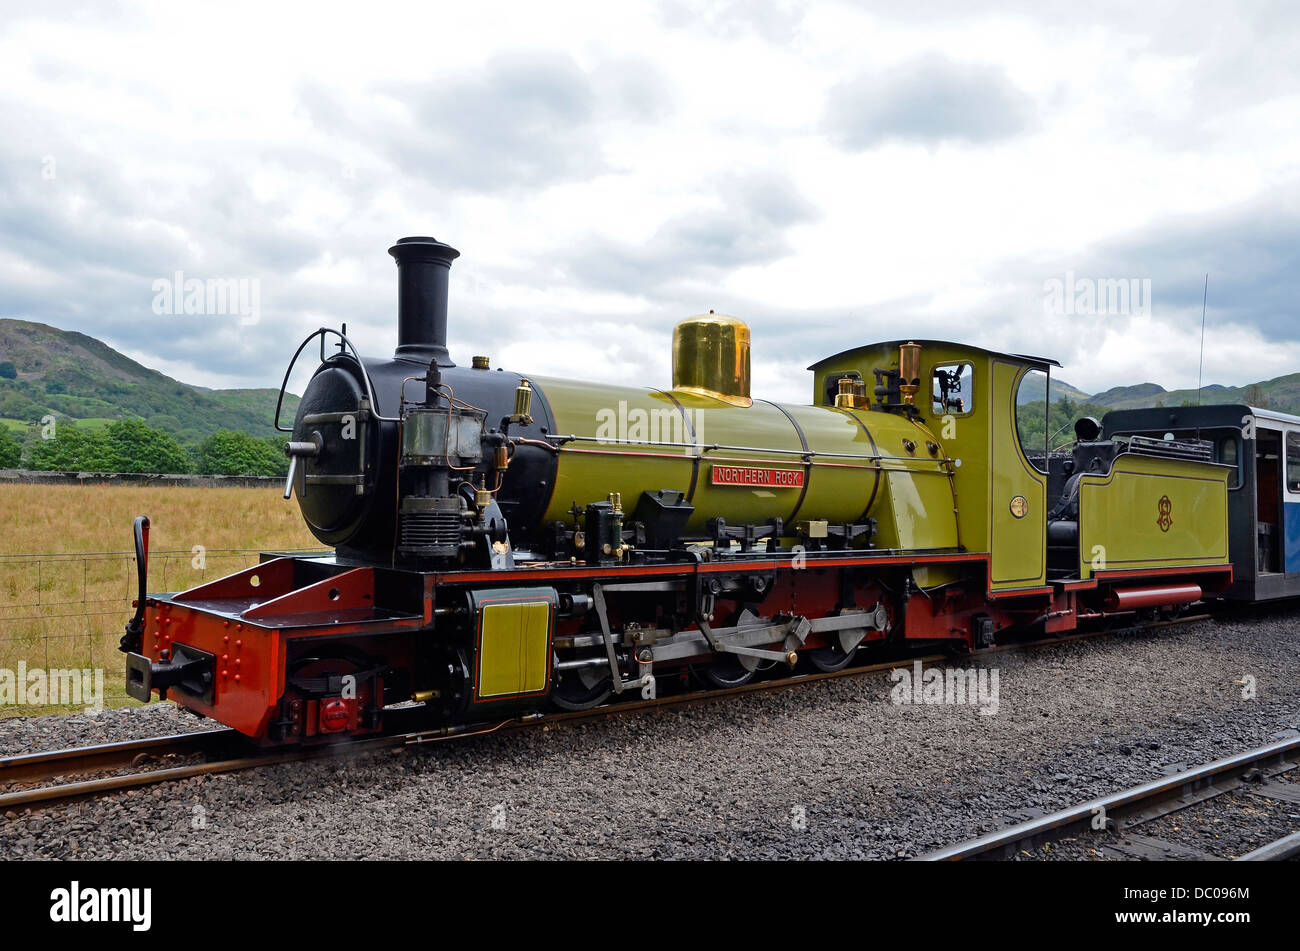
[[1084, 373, 1300, 413], [1017, 372, 1300, 457], [1016, 375, 1092, 406], [1087, 382, 1166, 407], [1019, 372, 1300, 416], [0, 319, 298, 446]]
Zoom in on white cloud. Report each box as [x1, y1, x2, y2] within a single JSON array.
[[0, 0, 1296, 404]]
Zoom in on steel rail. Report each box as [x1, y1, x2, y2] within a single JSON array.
[[1236, 830, 1300, 861], [918, 734, 1300, 861], [0, 612, 1212, 815], [0, 654, 946, 812], [0, 729, 238, 784]]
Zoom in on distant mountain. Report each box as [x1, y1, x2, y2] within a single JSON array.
[[0, 319, 298, 444], [1088, 382, 1167, 406], [1016, 375, 1092, 406], [1016, 369, 1300, 416]]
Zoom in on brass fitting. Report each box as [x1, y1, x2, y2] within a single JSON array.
[[899, 341, 922, 405], [510, 379, 534, 424], [853, 378, 868, 407], [834, 377, 856, 408]]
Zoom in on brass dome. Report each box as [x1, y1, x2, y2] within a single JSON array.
[[671, 313, 752, 407]]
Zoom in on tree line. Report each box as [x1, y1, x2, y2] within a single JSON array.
[[1015, 394, 1220, 454], [0, 418, 289, 476], [1015, 397, 1112, 454]]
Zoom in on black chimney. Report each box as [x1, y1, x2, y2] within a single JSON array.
[[389, 236, 460, 366]]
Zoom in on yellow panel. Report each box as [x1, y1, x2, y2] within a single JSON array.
[[877, 469, 959, 550], [990, 361, 1046, 588], [477, 600, 552, 699], [879, 467, 964, 588], [1077, 455, 1230, 580]]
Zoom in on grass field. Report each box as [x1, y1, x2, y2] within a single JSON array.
[[0, 484, 321, 715], [0, 416, 118, 434]]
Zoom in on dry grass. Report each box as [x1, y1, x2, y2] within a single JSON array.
[[0, 484, 321, 715], [0, 483, 319, 555]]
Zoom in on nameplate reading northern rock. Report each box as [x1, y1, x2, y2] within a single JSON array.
[[710, 465, 804, 488]]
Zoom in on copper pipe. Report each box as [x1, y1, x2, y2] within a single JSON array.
[[1104, 583, 1202, 611]]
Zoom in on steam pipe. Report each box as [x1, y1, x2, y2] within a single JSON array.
[[1104, 583, 1202, 612]]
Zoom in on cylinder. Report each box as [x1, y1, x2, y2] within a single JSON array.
[[389, 236, 460, 366], [1104, 583, 1202, 611]]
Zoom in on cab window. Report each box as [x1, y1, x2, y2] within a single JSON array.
[[1015, 367, 1049, 473], [1287, 432, 1300, 493], [931, 363, 973, 416]]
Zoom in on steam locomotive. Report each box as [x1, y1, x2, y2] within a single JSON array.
[[120, 236, 1242, 745]]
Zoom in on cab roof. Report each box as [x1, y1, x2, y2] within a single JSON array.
[[808, 339, 1061, 372]]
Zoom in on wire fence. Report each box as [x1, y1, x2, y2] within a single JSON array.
[[0, 548, 327, 682]]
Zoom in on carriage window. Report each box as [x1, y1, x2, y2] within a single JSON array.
[[931, 363, 973, 416], [1218, 436, 1240, 489], [1287, 432, 1300, 493]]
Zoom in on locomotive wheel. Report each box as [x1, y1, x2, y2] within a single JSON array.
[[805, 642, 857, 672], [697, 654, 758, 689], [550, 664, 613, 712], [806, 617, 873, 672], [694, 608, 766, 688]]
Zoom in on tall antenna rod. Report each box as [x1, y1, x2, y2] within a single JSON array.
[[1196, 273, 1209, 406]]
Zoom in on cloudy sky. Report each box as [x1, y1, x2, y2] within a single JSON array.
[[2, 0, 1297, 403]]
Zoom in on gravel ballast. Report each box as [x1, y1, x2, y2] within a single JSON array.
[[2, 610, 1299, 859], [0, 703, 220, 758]]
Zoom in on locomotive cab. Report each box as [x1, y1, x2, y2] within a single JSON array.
[[810, 340, 1057, 596]]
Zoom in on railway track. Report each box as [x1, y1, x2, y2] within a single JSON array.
[[919, 734, 1300, 861], [0, 612, 1210, 816]]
